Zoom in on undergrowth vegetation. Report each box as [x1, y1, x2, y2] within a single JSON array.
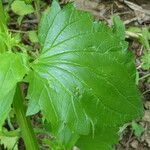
[[0, 0, 146, 149]]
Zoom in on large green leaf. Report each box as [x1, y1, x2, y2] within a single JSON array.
[[0, 53, 27, 129], [27, 1, 143, 149]]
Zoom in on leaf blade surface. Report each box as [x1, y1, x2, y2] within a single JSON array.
[[0, 53, 27, 129], [27, 1, 143, 149]]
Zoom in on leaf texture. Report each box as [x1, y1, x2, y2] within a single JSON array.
[[27, 1, 143, 149], [11, 0, 34, 16], [0, 53, 27, 129]]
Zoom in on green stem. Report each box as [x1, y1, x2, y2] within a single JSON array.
[[139, 73, 150, 80], [0, 0, 6, 28], [13, 83, 39, 150], [34, 0, 40, 21], [7, 115, 15, 130]]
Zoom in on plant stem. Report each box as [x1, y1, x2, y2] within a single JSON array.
[[34, 0, 40, 21], [0, 0, 6, 26], [13, 83, 39, 150], [139, 73, 150, 80], [7, 115, 15, 130]]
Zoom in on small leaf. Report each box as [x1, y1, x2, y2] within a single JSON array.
[[11, 0, 34, 16], [141, 51, 150, 70], [0, 128, 19, 150], [28, 30, 39, 43], [113, 16, 125, 40], [0, 135, 18, 150], [139, 28, 150, 51], [132, 122, 145, 137], [17, 16, 24, 26]]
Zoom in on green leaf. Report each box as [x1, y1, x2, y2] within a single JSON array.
[[28, 30, 39, 43], [0, 53, 27, 129], [11, 0, 34, 16], [113, 16, 125, 40], [27, 1, 143, 149], [127, 27, 150, 52], [77, 126, 118, 150], [0, 128, 19, 150], [24, 0, 33, 4], [0, 135, 18, 150], [38, 0, 61, 46], [0, 29, 23, 52], [141, 51, 150, 70], [139, 28, 150, 51], [132, 122, 145, 137]]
